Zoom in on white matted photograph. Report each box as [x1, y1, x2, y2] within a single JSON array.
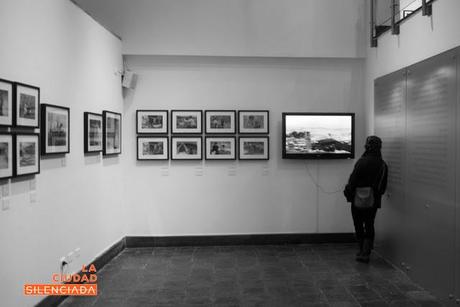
[[137, 137, 168, 160], [137, 110, 168, 134], [41, 104, 70, 155], [239, 136, 269, 160], [205, 136, 236, 160], [0, 79, 13, 126], [205, 110, 236, 134], [103, 111, 122, 155], [238, 110, 269, 134], [14, 134, 40, 176], [171, 136, 202, 160], [14, 82, 40, 128], [171, 110, 202, 134], [84, 112, 103, 153], [0, 133, 13, 179]]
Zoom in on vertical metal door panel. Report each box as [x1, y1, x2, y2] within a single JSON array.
[[405, 50, 457, 301], [456, 48, 460, 303], [374, 69, 408, 263]]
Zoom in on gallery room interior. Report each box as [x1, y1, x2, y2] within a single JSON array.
[[1, 0, 460, 306]]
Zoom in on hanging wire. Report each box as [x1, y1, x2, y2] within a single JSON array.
[[304, 162, 345, 195]]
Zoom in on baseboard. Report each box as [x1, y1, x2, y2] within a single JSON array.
[[125, 233, 356, 247], [35, 238, 126, 307]]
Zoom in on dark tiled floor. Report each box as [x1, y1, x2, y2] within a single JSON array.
[[60, 244, 443, 307]]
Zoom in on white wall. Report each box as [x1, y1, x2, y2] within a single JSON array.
[[366, 0, 460, 132], [123, 55, 365, 236], [0, 1, 124, 306], [74, 0, 366, 58]]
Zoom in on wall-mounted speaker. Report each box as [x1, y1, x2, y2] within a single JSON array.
[[122, 71, 137, 89]]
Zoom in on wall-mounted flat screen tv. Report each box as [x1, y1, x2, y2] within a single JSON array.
[[282, 112, 355, 159]]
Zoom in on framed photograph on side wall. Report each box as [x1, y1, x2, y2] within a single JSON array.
[[136, 110, 168, 134], [205, 110, 236, 134], [171, 136, 202, 160], [14, 82, 40, 128], [84, 112, 103, 153], [239, 136, 269, 160], [103, 111, 122, 155], [14, 133, 40, 176], [137, 136, 168, 160], [171, 110, 202, 134], [41, 104, 70, 155], [0, 134, 13, 179], [205, 136, 236, 160], [0, 79, 13, 126], [238, 110, 269, 134]]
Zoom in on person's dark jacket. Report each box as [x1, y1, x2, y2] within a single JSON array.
[[344, 151, 388, 208]]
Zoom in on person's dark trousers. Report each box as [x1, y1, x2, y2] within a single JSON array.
[[351, 206, 378, 254]]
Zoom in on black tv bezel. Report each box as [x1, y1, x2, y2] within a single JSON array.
[[282, 112, 355, 160]]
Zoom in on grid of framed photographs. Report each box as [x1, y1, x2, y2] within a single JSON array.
[[0, 79, 42, 179], [135, 109, 269, 161]]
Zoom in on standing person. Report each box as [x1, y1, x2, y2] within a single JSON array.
[[344, 136, 388, 263]]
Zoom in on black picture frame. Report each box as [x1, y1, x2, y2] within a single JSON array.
[[205, 136, 236, 160], [137, 136, 169, 160], [281, 112, 355, 160], [0, 78, 14, 127], [0, 133, 13, 179], [40, 104, 70, 155], [171, 136, 202, 160], [13, 82, 40, 128], [84, 112, 103, 153], [204, 110, 236, 134], [136, 110, 168, 134], [13, 133, 40, 177], [102, 110, 122, 156], [171, 110, 203, 134], [238, 136, 270, 160], [238, 110, 269, 134]]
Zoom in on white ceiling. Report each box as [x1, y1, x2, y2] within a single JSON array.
[[72, 0, 366, 58]]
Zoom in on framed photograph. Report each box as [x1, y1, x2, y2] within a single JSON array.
[[136, 110, 168, 134], [84, 112, 103, 153], [0, 79, 13, 126], [171, 136, 202, 160], [41, 104, 70, 155], [103, 111, 122, 155], [239, 136, 269, 160], [205, 136, 236, 160], [171, 110, 202, 134], [14, 82, 40, 128], [205, 110, 236, 134], [14, 133, 40, 176], [0, 134, 13, 179], [238, 110, 269, 134], [137, 136, 168, 160]]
